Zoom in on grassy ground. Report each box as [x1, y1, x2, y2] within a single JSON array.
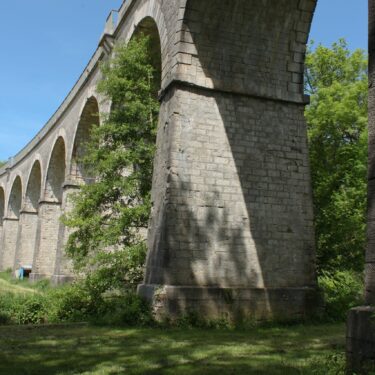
[[0, 272, 346, 374], [0, 323, 345, 375], [0, 271, 48, 295]]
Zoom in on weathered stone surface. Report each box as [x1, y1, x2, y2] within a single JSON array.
[[14, 211, 38, 269], [346, 2, 375, 374], [138, 284, 319, 321], [31, 202, 62, 278], [1, 218, 20, 270], [347, 307, 375, 374], [146, 86, 316, 293]]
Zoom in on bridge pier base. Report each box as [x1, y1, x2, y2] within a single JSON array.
[[141, 83, 318, 321], [138, 284, 319, 322], [347, 307, 375, 374], [345, 1, 375, 372], [51, 183, 79, 283], [13, 210, 38, 271], [0, 217, 19, 271], [30, 201, 62, 280]]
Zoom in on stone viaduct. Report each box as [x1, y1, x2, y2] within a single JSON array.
[[0, 0, 371, 345], [0, 0, 325, 314]]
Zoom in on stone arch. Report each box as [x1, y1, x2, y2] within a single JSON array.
[[179, 0, 316, 101], [7, 176, 22, 219], [0, 186, 4, 225], [45, 137, 66, 202], [25, 160, 42, 212], [70, 96, 100, 183], [120, 0, 168, 87], [132, 17, 162, 93]]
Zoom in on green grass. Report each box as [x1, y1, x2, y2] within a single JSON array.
[[0, 323, 345, 375], [0, 271, 49, 295], [0, 272, 347, 374], [0, 276, 40, 295]]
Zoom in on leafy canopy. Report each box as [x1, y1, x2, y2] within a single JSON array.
[[63, 35, 160, 292], [305, 39, 368, 273]]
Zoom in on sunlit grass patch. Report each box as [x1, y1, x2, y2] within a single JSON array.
[[0, 323, 345, 375]]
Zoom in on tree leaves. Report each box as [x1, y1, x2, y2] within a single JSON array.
[[63, 35, 159, 290], [305, 40, 368, 273]]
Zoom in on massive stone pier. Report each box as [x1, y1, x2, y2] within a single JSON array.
[[0, 0, 320, 320]]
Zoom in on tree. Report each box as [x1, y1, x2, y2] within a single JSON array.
[[63, 35, 160, 293], [305, 39, 368, 273], [0, 161, 6, 168]]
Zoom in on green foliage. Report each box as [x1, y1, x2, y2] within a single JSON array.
[[47, 283, 95, 323], [171, 312, 233, 329], [306, 353, 346, 375], [0, 322, 345, 374], [0, 293, 47, 325], [0, 276, 153, 326], [305, 39, 368, 273], [318, 270, 363, 321], [0, 161, 6, 168], [47, 282, 153, 326], [94, 293, 153, 326], [63, 34, 160, 294]]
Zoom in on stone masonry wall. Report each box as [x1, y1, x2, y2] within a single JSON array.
[[14, 212, 38, 268], [171, 0, 315, 102], [145, 86, 316, 289], [0, 225, 3, 265], [1, 219, 19, 270], [32, 202, 62, 277], [53, 185, 79, 281]]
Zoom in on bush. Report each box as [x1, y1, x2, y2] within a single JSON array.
[[318, 270, 363, 321], [0, 272, 153, 326], [0, 293, 47, 325], [47, 283, 98, 323], [15, 297, 47, 325], [95, 292, 153, 326], [45, 281, 153, 326], [304, 353, 346, 375]]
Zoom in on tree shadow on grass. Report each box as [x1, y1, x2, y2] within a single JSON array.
[[0, 323, 344, 375]]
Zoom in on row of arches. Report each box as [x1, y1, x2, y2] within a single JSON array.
[[0, 15, 163, 281], [1, 98, 100, 217], [0, 14, 163, 278], [0, 97, 100, 277]]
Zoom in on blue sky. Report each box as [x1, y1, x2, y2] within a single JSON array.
[[0, 1, 367, 161]]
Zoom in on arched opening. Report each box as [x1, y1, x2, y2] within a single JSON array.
[[25, 161, 42, 212], [71, 97, 100, 184], [0, 187, 4, 269], [2, 176, 22, 270], [0, 187, 4, 226], [45, 137, 66, 202], [130, 18, 167, 286], [8, 176, 22, 219], [16, 161, 42, 273], [32, 137, 66, 278], [133, 17, 162, 97]]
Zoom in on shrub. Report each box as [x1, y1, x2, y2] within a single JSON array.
[[47, 283, 98, 323], [45, 281, 153, 326], [318, 270, 363, 321], [0, 293, 47, 325], [14, 296, 47, 325], [304, 353, 346, 375], [95, 292, 153, 326]]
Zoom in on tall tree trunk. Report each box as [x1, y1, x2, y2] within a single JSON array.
[[365, 0, 375, 304]]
